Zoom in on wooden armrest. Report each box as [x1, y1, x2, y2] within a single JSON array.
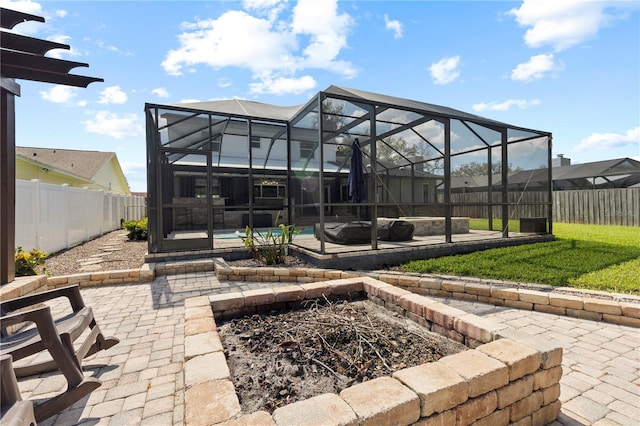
[[0, 305, 53, 330], [0, 285, 85, 315]]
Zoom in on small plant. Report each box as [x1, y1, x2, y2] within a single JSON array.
[[15, 246, 48, 276], [123, 217, 148, 241], [239, 213, 302, 265]]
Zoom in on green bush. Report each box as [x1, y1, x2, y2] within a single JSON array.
[[239, 213, 302, 265], [15, 246, 48, 276], [123, 217, 148, 241]]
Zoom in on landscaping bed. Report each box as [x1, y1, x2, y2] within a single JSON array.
[[218, 299, 466, 414]]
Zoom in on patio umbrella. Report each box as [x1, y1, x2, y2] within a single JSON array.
[[348, 138, 366, 203]]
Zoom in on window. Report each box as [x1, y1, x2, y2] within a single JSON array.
[[300, 141, 316, 159], [251, 135, 261, 149], [254, 179, 286, 198]]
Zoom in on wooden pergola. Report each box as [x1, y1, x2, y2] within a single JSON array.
[[1, 7, 102, 285]]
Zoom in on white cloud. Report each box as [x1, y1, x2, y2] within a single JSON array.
[[44, 35, 81, 59], [249, 75, 316, 95], [83, 111, 143, 139], [291, 0, 354, 75], [511, 54, 561, 82], [218, 78, 232, 88], [95, 40, 132, 56], [0, 0, 43, 35], [98, 86, 128, 104], [243, 0, 284, 10], [96, 40, 119, 52], [574, 127, 640, 152], [243, 0, 287, 21], [179, 98, 202, 104], [472, 99, 541, 112], [151, 87, 170, 98], [0, 0, 42, 15], [39, 85, 78, 103], [507, 0, 632, 51], [162, 0, 356, 95], [55, 9, 67, 18], [384, 14, 403, 39], [429, 56, 461, 85], [162, 11, 295, 75]]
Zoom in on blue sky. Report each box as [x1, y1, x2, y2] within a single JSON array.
[[3, 0, 639, 192]]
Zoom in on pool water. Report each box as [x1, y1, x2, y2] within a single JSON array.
[[213, 227, 313, 240]]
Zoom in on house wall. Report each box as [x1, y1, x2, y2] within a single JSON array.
[[92, 157, 130, 194], [16, 156, 130, 194], [217, 134, 337, 164], [16, 157, 93, 188]]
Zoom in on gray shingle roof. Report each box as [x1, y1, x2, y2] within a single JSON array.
[[16, 147, 114, 181], [175, 98, 302, 121]]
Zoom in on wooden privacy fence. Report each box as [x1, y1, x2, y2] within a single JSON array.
[[449, 188, 639, 227], [450, 191, 548, 220], [553, 188, 639, 226]]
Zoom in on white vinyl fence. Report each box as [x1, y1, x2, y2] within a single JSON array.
[[15, 179, 146, 254]]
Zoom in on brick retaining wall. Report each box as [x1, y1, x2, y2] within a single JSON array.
[[183, 277, 563, 425], [2, 259, 637, 329], [209, 259, 640, 328]]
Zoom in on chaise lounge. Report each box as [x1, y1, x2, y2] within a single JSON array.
[[315, 220, 415, 245]]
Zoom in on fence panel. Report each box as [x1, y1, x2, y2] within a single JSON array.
[[15, 179, 146, 254], [39, 183, 69, 253], [15, 180, 37, 250], [553, 188, 639, 226], [452, 188, 638, 226]]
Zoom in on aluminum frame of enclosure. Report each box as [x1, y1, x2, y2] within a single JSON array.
[[145, 86, 553, 255]]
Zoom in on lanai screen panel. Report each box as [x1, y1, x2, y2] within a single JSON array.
[[374, 110, 446, 218], [146, 86, 552, 254], [449, 119, 501, 227], [506, 131, 551, 231], [153, 108, 213, 251]]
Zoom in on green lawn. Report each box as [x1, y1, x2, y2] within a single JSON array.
[[402, 222, 640, 295]]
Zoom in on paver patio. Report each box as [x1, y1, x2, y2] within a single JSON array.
[[20, 271, 639, 426]]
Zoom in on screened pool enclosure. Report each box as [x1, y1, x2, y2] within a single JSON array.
[[145, 86, 552, 259]]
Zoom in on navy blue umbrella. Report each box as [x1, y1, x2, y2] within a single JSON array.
[[348, 138, 366, 203]]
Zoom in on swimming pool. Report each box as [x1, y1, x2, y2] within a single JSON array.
[[213, 227, 313, 240]]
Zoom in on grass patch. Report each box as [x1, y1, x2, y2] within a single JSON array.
[[402, 223, 640, 294], [469, 218, 520, 232]]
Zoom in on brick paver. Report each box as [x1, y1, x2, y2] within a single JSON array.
[[20, 271, 639, 426], [442, 298, 639, 426]]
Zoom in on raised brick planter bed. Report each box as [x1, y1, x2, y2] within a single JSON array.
[[183, 277, 563, 425]]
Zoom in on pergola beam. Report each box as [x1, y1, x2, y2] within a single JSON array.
[[1, 7, 101, 285]]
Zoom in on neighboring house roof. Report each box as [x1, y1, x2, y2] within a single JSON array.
[[552, 158, 640, 181], [16, 147, 114, 182], [450, 157, 640, 190]]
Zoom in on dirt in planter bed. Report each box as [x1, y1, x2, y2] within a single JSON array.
[[218, 298, 467, 414]]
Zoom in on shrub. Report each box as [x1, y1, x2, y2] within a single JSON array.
[[15, 246, 48, 276], [239, 213, 302, 265], [123, 217, 148, 241]]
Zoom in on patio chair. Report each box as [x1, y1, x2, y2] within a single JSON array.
[[1, 354, 36, 426], [0, 285, 119, 421]]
